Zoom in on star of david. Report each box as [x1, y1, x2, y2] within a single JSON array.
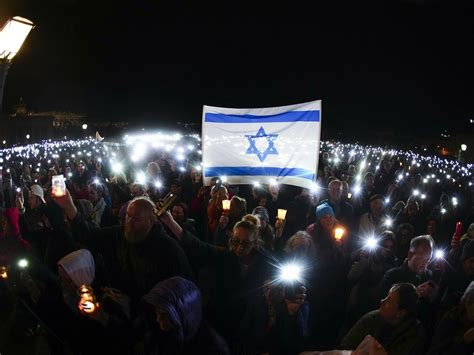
[[245, 126, 279, 162]]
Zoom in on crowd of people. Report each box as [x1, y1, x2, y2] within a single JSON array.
[[0, 135, 473, 354]]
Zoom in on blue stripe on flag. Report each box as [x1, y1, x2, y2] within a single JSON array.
[[204, 110, 320, 123], [204, 167, 315, 181]]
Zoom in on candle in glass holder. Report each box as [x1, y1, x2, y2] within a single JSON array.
[[277, 209, 287, 220], [78, 285, 97, 314], [0, 266, 7, 280], [222, 199, 231, 211], [334, 227, 345, 241], [52, 174, 66, 197]]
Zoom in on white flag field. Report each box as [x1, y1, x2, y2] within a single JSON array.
[[202, 100, 322, 189]]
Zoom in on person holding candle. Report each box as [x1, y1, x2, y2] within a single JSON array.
[[207, 184, 229, 239], [56, 249, 133, 354], [52, 191, 193, 307], [305, 202, 350, 348], [317, 179, 356, 233], [215, 196, 247, 247]]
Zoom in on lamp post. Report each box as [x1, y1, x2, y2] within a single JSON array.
[[0, 16, 34, 112]]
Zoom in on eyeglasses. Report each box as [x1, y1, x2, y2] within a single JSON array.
[[230, 238, 255, 249]]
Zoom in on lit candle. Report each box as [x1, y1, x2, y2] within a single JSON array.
[[277, 209, 287, 220], [334, 227, 345, 241], [222, 199, 231, 211], [0, 266, 7, 279]]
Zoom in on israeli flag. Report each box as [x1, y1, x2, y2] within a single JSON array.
[[202, 100, 321, 189]]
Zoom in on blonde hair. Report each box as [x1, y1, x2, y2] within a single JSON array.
[[284, 231, 313, 253], [241, 214, 261, 229]]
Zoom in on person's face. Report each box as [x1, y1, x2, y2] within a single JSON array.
[[131, 185, 143, 198], [370, 199, 384, 215], [380, 288, 403, 324], [341, 182, 349, 197], [380, 239, 395, 258], [259, 197, 267, 207], [230, 227, 257, 258], [463, 256, 474, 277], [77, 164, 85, 174], [328, 182, 342, 202], [407, 244, 432, 274], [365, 175, 375, 188], [426, 220, 437, 235], [147, 165, 159, 176], [88, 187, 101, 205], [28, 192, 40, 209], [398, 229, 412, 245], [258, 216, 268, 230], [125, 203, 154, 243], [407, 204, 418, 217], [171, 206, 185, 223], [320, 214, 335, 231], [170, 184, 182, 195], [155, 307, 174, 332]]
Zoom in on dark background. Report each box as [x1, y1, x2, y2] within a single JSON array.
[[1, 0, 474, 140]]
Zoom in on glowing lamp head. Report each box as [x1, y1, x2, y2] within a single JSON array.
[[413, 189, 420, 197], [154, 180, 163, 188], [384, 218, 393, 228], [461, 144, 467, 151], [0, 17, 34, 61]]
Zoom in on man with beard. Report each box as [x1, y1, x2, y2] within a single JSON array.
[[53, 190, 193, 306]]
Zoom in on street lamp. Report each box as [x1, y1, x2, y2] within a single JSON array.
[[0, 16, 34, 112], [461, 144, 467, 152], [82, 123, 88, 130]]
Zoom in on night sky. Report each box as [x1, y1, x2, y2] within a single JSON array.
[[1, 0, 474, 139]]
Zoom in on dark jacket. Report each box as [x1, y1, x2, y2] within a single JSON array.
[[428, 306, 474, 355], [178, 231, 274, 343], [240, 295, 309, 355], [70, 213, 193, 306], [340, 310, 426, 355], [379, 261, 433, 299]]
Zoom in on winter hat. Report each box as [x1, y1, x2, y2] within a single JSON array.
[[316, 203, 334, 221]]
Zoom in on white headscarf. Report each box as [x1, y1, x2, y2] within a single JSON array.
[[58, 249, 95, 287]]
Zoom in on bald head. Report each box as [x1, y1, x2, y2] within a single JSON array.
[[125, 197, 157, 243]]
